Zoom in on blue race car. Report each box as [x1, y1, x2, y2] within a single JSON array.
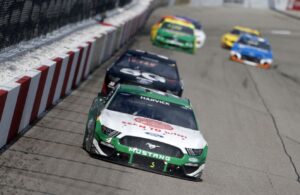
[[230, 34, 273, 69]]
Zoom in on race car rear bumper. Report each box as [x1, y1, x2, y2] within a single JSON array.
[[230, 51, 271, 69], [153, 39, 195, 54], [90, 138, 205, 181]]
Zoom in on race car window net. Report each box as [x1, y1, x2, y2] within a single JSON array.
[[161, 22, 194, 35], [107, 92, 198, 130], [238, 37, 270, 51], [115, 53, 179, 80]]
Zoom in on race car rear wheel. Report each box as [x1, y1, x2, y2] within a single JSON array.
[[231, 55, 238, 61], [260, 63, 271, 69], [83, 118, 96, 153], [188, 48, 195, 54]]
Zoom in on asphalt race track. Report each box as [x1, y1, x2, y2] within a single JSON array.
[[1, 5, 300, 195]]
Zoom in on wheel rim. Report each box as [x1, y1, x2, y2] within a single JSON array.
[[261, 63, 270, 69], [231, 55, 238, 61]]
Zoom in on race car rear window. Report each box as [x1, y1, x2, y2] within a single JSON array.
[[107, 92, 198, 130], [231, 29, 241, 35], [115, 53, 179, 80], [161, 22, 194, 35], [231, 29, 258, 37], [238, 37, 270, 51]]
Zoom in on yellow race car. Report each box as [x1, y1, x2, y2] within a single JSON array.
[[221, 26, 261, 48], [151, 17, 196, 54]]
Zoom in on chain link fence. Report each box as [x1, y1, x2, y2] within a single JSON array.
[[0, 0, 132, 50]]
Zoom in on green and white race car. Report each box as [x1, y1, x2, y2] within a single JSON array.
[[83, 84, 207, 180], [151, 17, 196, 54]]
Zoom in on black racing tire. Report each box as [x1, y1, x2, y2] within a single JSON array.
[[188, 47, 195, 55], [152, 39, 158, 46], [177, 90, 183, 97], [83, 118, 96, 153]]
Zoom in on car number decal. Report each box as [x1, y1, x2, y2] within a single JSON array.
[[120, 68, 166, 83]]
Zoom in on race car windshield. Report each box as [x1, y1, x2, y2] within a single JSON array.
[[231, 29, 258, 37], [161, 22, 194, 35], [238, 37, 270, 50], [107, 92, 198, 130], [115, 53, 179, 80]]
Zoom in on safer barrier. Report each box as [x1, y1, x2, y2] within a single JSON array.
[[0, 0, 132, 50], [288, 0, 300, 10], [0, 0, 170, 149], [182, 0, 294, 10]]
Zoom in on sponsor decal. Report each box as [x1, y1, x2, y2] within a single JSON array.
[[135, 117, 173, 130], [188, 157, 199, 163], [129, 147, 171, 161], [145, 132, 164, 138], [129, 57, 158, 67], [185, 163, 199, 167], [150, 162, 156, 168], [140, 96, 170, 105], [122, 120, 187, 140], [106, 138, 112, 143], [146, 142, 160, 150]]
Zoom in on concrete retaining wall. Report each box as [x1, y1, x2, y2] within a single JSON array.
[[187, 0, 290, 10], [0, 0, 170, 149]]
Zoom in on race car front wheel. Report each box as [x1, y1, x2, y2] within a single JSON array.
[[231, 55, 238, 61], [83, 118, 96, 153]]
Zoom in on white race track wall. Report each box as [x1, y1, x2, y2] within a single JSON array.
[[188, 0, 290, 10], [0, 0, 170, 149]]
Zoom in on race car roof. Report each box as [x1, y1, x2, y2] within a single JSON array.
[[117, 84, 191, 107], [240, 33, 269, 44], [126, 49, 176, 64], [233, 26, 260, 36], [163, 18, 195, 29], [175, 15, 202, 30]]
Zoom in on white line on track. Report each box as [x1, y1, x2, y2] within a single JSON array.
[[271, 30, 292, 35]]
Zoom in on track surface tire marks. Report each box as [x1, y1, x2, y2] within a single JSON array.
[[1, 6, 300, 195]]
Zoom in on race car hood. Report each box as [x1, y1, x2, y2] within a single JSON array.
[[99, 109, 207, 149], [158, 28, 195, 42]]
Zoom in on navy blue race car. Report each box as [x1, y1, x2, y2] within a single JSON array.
[[101, 50, 184, 96]]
